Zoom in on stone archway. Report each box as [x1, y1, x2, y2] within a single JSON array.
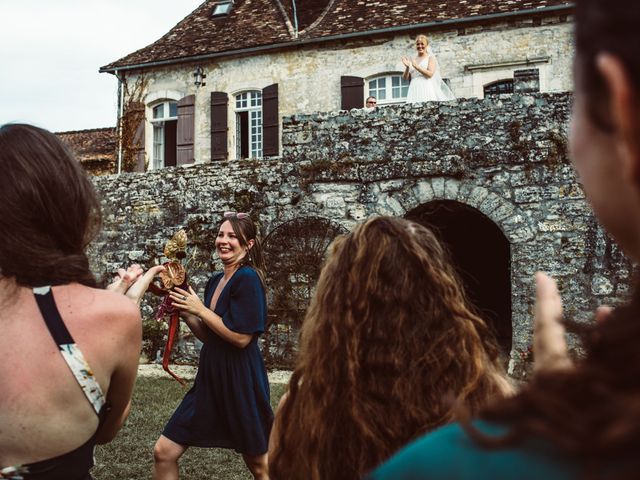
[[262, 216, 346, 368], [406, 200, 512, 354]]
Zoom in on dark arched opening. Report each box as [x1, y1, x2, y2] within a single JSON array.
[[406, 200, 512, 354], [262, 217, 346, 368]]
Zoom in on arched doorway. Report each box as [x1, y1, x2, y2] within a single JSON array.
[[406, 200, 512, 354], [262, 217, 346, 368]]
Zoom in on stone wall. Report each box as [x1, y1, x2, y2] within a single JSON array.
[[91, 92, 631, 376]]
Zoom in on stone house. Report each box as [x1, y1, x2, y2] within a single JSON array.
[[92, 0, 629, 375], [100, 0, 574, 171]]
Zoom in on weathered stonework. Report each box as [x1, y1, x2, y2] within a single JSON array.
[[90, 92, 631, 377]]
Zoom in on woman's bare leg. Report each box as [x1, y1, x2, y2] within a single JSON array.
[[242, 452, 269, 480], [153, 435, 188, 480]]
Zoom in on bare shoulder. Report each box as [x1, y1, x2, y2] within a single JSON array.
[[60, 284, 141, 332]]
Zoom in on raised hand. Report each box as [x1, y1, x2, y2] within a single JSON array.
[[107, 264, 166, 305], [533, 272, 572, 372], [401, 56, 412, 68], [106, 264, 144, 296]]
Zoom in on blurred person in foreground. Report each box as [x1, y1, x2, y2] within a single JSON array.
[[0, 123, 160, 480], [369, 0, 640, 478]]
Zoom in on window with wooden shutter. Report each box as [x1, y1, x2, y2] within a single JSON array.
[[483, 79, 514, 96], [341, 76, 364, 110], [150, 100, 177, 169], [235, 90, 262, 159], [211, 92, 228, 160], [262, 84, 279, 157], [176, 95, 195, 165]]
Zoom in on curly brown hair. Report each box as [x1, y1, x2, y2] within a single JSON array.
[[270, 216, 507, 480]]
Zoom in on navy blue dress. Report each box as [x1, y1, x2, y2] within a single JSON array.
[[163, 266, 274, 455]]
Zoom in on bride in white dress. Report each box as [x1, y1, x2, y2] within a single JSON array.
[[402, 35, 455, 103]]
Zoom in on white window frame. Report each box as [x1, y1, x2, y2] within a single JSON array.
[[367, 73, 410, 105], [212, 1, 233, 17], [150, 100, 178, 170], [234, 90, 262, 159]]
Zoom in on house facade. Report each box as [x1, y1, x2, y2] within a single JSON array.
[[101, 0, 573, 172]]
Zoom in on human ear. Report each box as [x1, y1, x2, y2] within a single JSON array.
[[596, 53, 640, 182], [246, 239, 255, 250]]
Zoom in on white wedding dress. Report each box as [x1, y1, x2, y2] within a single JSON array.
[[405, 54, 455, 103]]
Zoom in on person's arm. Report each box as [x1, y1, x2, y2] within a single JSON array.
[[180, 311, 208, 343], [106, 264, 166, 304], [94, 299, 142, 444], [268, 392, 289, 459], [412, 56, 436, 78], [401, 56, 412, 80], [170, 285, 253, 348]]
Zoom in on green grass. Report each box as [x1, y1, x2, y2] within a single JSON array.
[[93, 375, 287, 480]]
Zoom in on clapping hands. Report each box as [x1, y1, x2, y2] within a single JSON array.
[[402, 56, 412, 68], [106, 264, 166, 305]]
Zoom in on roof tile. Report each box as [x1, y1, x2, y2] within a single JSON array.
[[102, 0, 571, 71]]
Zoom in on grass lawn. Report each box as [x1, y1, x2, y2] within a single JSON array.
[[93, 375, 287, 480]]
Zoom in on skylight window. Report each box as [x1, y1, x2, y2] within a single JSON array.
[[212, 1, 233, 17]]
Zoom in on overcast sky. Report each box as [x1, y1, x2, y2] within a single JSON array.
[[0, 0, 204, 133]]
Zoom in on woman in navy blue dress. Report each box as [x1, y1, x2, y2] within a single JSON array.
[[153, 212, 273, 480]]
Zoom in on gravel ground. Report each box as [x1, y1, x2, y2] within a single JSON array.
[[138, 364, 292, 384]]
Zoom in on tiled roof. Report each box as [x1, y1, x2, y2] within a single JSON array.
[[57, 127, 117, 175], [101, 0, 572, 71], [101, 0, 293, 71], [304, 0, 571, 38]]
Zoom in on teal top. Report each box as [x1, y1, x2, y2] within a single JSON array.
[[365, 421, 582, 480]]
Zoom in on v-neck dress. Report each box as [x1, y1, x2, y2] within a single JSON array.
[[162, 266, 273, 455]]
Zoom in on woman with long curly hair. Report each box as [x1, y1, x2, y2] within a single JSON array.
[[369, 0, 640, 478], [269, 216, 510, 480]]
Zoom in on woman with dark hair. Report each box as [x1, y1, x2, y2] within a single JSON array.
[[0, 124, 159, 479], [153, 212, 273, 480], [268, 216, 510, 480], [368, 0, 640, 478]]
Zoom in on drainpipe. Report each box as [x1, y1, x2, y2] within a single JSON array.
[[116, 71, 124, 174], [291, 0, 299, 38]]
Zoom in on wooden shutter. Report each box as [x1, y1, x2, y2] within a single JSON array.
[[513, 68, 540, 94], [341, 76, 364, 110], [211, 92, 228, 160], [176, 95, 195, 165], [262, 83, 279, 157]]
